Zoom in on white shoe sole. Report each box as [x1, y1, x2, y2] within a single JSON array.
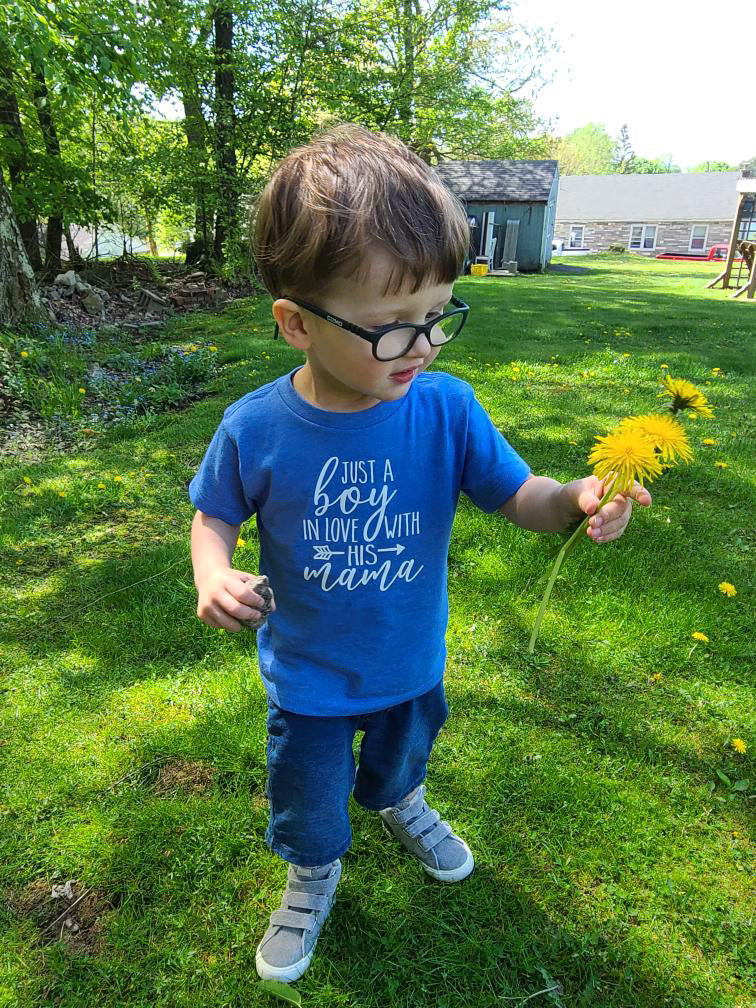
[[381, 820, 475, 882], [255, 945, 314, 984]]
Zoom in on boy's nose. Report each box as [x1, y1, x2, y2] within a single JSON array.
[[407, 328, 432, 357]]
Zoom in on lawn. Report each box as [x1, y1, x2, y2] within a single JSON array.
[[1, 254, 753, 1008]]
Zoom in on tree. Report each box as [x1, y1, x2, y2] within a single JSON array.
[[630, 156, 680, 174], [554, 123, 614, 175], [612, 123, 635, 173], [690, 160, 738, 172], [0, 174, 45, 324]]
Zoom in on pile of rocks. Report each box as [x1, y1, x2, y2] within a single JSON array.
[[43, 270, 110, 320], [35, 258, 258, 335]]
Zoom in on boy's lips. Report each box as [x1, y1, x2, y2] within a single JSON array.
[[390, 365, 420, 378]]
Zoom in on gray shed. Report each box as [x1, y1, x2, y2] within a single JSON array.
[[434, 159, 560, 272]]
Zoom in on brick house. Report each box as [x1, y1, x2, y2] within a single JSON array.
[[553, 170, 742, 255]]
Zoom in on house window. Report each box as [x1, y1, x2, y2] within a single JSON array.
[[568, 225, 584, 249], [689, 225, 708, 252], [629, 224, 657, 250]]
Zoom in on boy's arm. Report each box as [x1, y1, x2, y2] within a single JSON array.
[[499, 474, 652, 542], [191, 510, 241, 586], [190, 510, 275, 632]]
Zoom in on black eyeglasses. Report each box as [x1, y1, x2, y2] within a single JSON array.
[[273, 294, 469, 361]]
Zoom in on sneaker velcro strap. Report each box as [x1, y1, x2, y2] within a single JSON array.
[[418, 819, 452, 850], [288, 878, 337, 895], [404, 807, 439, 836], [270, 908, 317, 930], [285, 892, 330, 912]]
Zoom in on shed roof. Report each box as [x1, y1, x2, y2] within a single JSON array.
[[555, 171, 742, 222], [433, 159, 558, 202]]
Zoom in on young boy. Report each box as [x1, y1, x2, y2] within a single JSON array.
[[188, 123, 651, 984]]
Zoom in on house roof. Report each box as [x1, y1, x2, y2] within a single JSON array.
[[555, 171, 742, 223], [433, 159, 558, 202]]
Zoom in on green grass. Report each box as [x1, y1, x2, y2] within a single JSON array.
[[1, 254, 754, 1008]]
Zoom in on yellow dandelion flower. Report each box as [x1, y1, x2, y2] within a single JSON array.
[[658, 375, 713, 417], [718, 581, 736, 597], [712, 367, 721, 373], [21, 350, 29, 358], [78, 387, 86, 394], [23, 476, 32, 485], [588, 424, 664, 493], [650, 672, 663, 682], [714, 461, 728, 469], [58, 492, 66, 498], [731, 738, 747, 754], [702, 438, 717, 446], [237, 538, 246, 548], [660, 363, 669, 368], [692, 632, 709, 642], [114, 475, 123, 482], [209, 345, 218, 351], [618, 413, 693, 465], [622, 353, 630, 357], [97, 482, 106, 489]]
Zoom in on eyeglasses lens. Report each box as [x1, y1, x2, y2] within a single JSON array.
[[375, 302, 463, 361]]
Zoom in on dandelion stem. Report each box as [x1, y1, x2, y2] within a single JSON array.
[[528, 483, 620, 654]]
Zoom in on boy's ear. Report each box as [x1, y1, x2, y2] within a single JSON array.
[[272, 299, 313, 351]]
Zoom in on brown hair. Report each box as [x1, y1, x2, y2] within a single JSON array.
[[250, 122, 470, 302]]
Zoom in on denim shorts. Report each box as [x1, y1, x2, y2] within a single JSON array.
[[264, 679, 449, 866]]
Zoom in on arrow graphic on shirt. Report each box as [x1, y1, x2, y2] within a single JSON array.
[[312, 543, 405, 560]]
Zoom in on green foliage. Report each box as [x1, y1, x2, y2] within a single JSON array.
[[628, 155, 681, 174], [555, 123, 615, 175], [2, 0, 560, 279], [690, 161, 739, 173]]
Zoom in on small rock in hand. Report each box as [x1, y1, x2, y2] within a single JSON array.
[[241, 574, 273, 630]]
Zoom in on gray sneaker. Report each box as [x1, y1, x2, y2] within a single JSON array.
[[255, 860, 341, 983], [378, 784, 474, 882]]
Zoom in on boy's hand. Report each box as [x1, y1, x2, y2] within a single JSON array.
[[567, 475, 652, 544], [196, 568, 276, 632]]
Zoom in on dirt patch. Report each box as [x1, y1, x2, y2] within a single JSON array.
[[153, 758, 217, 796], [5, 878, 113, 953]]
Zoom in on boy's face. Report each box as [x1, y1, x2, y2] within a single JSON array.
[[272, 245, 455, 411]]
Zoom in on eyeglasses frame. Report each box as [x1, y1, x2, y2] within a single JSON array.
[[272, 294, 469, 360]]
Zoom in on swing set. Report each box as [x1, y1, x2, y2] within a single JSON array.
[[706, 176, 756, 299]]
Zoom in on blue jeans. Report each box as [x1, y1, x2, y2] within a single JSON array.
[[264, 680, 449, 866]]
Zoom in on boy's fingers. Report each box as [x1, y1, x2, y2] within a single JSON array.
[[628, 483, 652, 506], [235, 573, 275, 611], [204, 603, 244, 633], [220, 588, 264, 623]]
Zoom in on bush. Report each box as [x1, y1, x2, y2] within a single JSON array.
[[608, 243, 627, 253]]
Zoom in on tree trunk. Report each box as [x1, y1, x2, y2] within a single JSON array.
[[64, 225, 85, 267], [0, 174, 45, 325], [146, 218, 159, 257], [212, 3, 238, 263], [0, 44, 42, 270], [182, 89, 211, 256], [30, 59, 63, 276]]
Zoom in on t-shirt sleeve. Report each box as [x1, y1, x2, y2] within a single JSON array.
[[188, 421, 256, 524], [461, 390, 531, 512]]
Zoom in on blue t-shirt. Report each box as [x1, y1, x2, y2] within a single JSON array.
[[188, 366, 530, 716]]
